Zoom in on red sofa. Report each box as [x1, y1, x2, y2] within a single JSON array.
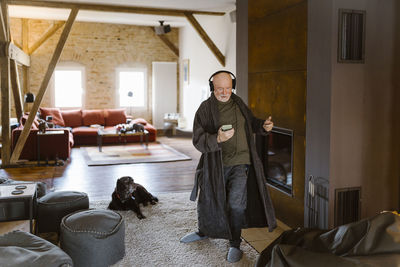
[[11, 108, 156, 161]]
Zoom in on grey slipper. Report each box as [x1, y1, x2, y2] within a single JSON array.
[[227, 247, 243, 263], [180, 232, 208, 243]]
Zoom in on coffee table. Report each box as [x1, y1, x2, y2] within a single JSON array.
[[97, 128, 149, 152], [0, 183, 37, 233]]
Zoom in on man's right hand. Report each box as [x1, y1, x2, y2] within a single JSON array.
[[217, 127, 234, 143]]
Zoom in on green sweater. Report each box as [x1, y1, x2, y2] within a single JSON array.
[[217, 98, 250, 166]]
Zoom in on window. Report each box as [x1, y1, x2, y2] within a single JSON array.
[[117, 68, 146, 107], [338, 9, 366, 63], [54, 66, 84, 107]]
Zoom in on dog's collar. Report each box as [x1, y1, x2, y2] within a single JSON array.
[[116, 192, 135, 203]]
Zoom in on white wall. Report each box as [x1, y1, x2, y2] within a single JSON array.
[[179, 13, 236, 130]]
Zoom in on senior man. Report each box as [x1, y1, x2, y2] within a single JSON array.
[[180, 70, 277, 263]]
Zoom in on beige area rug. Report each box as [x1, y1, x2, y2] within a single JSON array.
[[81, 142, 191, 166], [90, 192, 259, 267]]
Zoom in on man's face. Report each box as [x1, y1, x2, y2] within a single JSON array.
[[213, 73, 232, 102]]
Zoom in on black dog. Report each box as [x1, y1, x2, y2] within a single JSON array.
[[108, 176, 158, 219]]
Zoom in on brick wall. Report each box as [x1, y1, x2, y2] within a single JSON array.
[[9, 18, 179, 123]]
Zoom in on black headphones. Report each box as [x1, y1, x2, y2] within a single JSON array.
[[208, 70, 236, 92]]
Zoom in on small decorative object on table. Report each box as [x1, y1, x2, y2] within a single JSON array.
[[45, 115, 54, 128], [116, 123, 145, 134], [38, 119, 47, 133]]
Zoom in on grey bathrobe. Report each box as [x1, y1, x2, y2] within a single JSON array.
[[190, 93, 277, 240]]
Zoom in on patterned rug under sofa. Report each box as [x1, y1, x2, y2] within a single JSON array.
[[81, 142, 191, 166]]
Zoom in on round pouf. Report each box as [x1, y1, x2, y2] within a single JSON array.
[[36, 191, 89, 234], [60, 209, 125, 267]]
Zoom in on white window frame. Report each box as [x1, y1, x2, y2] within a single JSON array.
[[116, 67, 147, 110], [53, 63, 85, 109]]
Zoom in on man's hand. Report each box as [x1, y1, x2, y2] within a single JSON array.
[[263, 116, 274, 132], [217, 127, 234, 143]]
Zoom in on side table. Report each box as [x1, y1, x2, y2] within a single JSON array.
[[0, 183, 37, 233], [37, 130, 64, 166]]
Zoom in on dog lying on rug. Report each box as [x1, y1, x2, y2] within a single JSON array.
[[108, 176, 158, 219]]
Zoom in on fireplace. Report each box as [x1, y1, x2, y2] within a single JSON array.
[[258, 127, 294, 195]]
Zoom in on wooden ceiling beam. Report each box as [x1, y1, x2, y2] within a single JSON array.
[[10, 7, 78, 163], [184, 12, 225, 66], [29, 21, 65, 55], [7, 0, 225, 17]]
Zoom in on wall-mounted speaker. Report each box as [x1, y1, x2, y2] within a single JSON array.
[[155, 21, 171, 35]]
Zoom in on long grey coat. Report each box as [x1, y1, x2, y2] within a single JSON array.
[[190, 93, 277, 240]]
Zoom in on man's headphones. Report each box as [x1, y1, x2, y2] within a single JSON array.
[[208, 70, 236, 92]]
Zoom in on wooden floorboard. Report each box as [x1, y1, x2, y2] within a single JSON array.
[[0, 136, 200, 201]]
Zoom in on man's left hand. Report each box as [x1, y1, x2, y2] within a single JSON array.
[[263, 116, 274, 132]]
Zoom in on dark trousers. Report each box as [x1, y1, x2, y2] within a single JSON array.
[[224, 164, 248, 248], [197, 164, 248, 247]]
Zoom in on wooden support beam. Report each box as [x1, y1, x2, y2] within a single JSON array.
[[0, 13, 7, 41], [22, 65, 28, 94], [6, 42, 30, 66], [22, 19, 29, 95], [10, 59, 23, 119], [184, 12, 225, 66], [29, 21, 65, 55], [153, 28, 179, 57], [1, 0, 11, 166], [7, 0, 225, 16], [0, 0, 9, 40], [22, 18, 28, 53], [10, 7, 78, 164]]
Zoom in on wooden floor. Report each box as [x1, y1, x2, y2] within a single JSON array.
[[0, 136, 200, 201], [0, 135, 288, 253]]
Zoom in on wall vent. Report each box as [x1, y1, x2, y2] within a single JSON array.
[[334, 187, 361, 227], [338, 9, 366, 63]]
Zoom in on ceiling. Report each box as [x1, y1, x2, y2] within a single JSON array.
[[8, 0, 236, 27]]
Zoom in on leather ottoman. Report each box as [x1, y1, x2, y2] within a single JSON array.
[[36, 191, 89, 234], [0, 230, 73, 267], [60, 209, 125, 267]]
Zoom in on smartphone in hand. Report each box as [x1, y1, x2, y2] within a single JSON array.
[[221, 124, 233, 131]]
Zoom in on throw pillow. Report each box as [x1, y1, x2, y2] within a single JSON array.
[[82, 109, 105, 126], [131, 118, 148, 126], [104, 109, 127, 126], [61, 109, 83, 127], [39, 107, 65, 127]]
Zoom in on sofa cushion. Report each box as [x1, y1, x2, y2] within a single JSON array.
[[82, 109, 105, 126], [104, 109, 127, 126], [39, 107, 65, 127], [61, 109, 82, 127], [72, 127, 99, 136]]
